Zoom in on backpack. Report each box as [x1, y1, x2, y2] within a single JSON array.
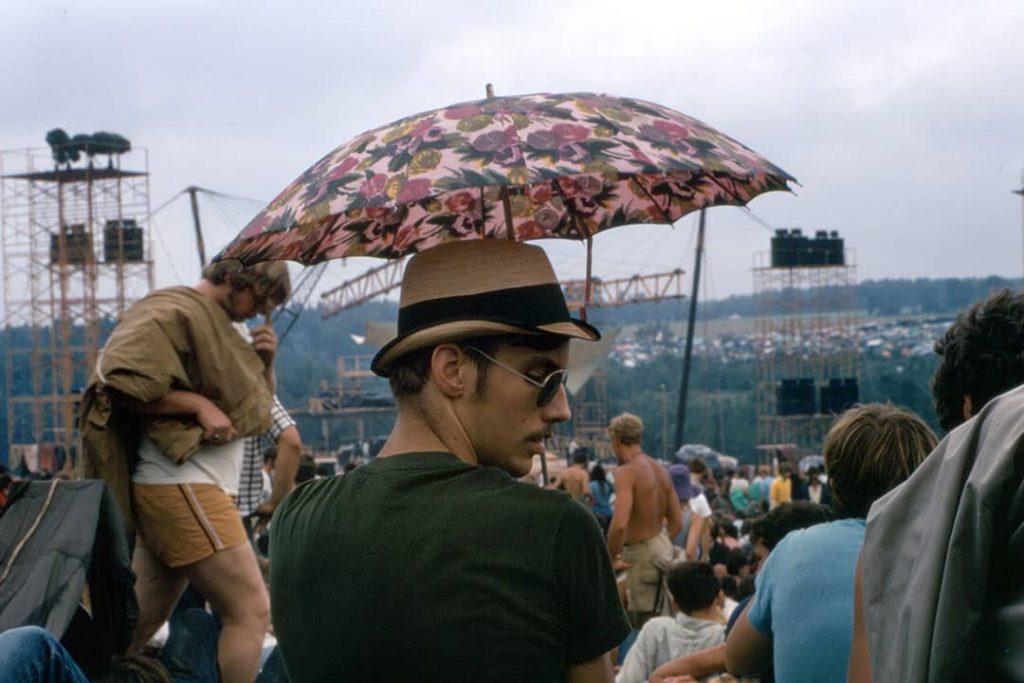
[[0, 479, 137, 675]]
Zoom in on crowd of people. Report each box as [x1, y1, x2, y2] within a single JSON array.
[[4, 239, 1024, 681]]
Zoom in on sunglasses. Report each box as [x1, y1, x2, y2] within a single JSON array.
[[464, 346, 568, 408]]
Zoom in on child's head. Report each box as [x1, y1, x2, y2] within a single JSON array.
[[666, 561, 721, 615]]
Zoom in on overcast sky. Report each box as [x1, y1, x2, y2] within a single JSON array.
[[3, 0, 1023, 305]]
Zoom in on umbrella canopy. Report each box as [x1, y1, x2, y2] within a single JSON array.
[[216, 92, 795, 265]]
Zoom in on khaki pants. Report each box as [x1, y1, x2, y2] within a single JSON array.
[[621, 530, 674, 615]]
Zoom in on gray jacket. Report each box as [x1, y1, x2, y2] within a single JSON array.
[[863, 383, 1024, 682]]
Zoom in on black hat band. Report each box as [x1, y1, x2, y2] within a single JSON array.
[[398, 283, 570, 335]]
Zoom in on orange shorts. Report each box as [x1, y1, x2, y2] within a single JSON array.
[[132, 483, 247, 568]]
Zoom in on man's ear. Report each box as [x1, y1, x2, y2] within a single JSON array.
[[430, 343, 470, 401], [963, 394, 974, 421]]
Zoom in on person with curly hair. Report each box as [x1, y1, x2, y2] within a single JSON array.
[[853, 289, 1024, 682], [930, 288, 1024, 431]]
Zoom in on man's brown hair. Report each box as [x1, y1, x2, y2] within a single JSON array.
[[202, 260, 291, 310], [823, 403, 937, 519], [608, 412, 644, 445]]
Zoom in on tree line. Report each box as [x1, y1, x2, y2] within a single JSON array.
[[0, 275, 1013, 461]]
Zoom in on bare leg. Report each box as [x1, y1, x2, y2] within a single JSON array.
[[130, 543, 188, 651], [187, 542, 269, 683]]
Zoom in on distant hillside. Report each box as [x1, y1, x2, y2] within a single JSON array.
[[588, 275, 1023, 327], [274, 300, 399, 408]]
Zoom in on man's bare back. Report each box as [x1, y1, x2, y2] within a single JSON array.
[[618, 455, 677, 544], [552, 464, 590, 502], [607, 449, 683, 560], [605, 414, 684, 621]]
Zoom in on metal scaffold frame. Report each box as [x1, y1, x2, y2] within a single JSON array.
[[572, 370, 610, 459], [1, 147, 155, 470], [752, 248, 859, 452]]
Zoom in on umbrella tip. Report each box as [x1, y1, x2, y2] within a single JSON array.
[[485, 83, 495, 99]]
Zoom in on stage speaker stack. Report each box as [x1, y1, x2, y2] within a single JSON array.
[[777, 378, 816, 415], [770, 229, 845, 268], [819, 378, 859, 414]]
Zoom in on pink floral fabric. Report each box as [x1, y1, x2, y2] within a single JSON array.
[[218, 92, 795, 264]]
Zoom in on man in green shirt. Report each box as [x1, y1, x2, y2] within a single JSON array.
[[270, 240, 631, 682]]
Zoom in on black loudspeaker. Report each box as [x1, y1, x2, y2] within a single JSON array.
[[104, 219, 145, 262], [50, 224, 92, 265], [770, 229, 845, 268], [777, 378, 816, 415], [819, 378, 859, 414], [771, 229, 802, 268]]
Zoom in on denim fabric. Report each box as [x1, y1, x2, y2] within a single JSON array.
[[0, 626, 89, 683], [160, 609, 221, 683]]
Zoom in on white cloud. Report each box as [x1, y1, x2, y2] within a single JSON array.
[[3, 0, 1023, 300]]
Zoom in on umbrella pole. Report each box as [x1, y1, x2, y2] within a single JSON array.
[[675, 208, 706, 452], [582, 236, 593, 322]]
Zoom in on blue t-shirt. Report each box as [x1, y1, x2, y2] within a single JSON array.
[[589, 480, 613, 517], [746, 518, 865, 683]]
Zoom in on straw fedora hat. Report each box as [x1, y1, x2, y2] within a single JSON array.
[[371, 240, 600, 377]]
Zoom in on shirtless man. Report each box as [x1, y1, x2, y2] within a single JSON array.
[[607, 412, 683, 623], [549, 452, 592, 504]]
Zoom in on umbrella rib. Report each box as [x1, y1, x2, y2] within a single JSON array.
[[628, 175, 675, 225], [702, 170, 755, 208], [479, 186, 486, 238], [548, 179, 594, 317], [549, 180, 587, 240], [500, 185, 515, 240]]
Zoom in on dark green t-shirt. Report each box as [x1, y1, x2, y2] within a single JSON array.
[[270, 451, 630, 682]]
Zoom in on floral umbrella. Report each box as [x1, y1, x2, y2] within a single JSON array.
[[216, 92, 795, 265]]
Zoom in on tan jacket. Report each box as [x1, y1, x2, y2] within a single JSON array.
[[79, 286, 272, 529]]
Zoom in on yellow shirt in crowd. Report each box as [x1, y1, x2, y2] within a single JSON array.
[[770, 476, 792, 509]]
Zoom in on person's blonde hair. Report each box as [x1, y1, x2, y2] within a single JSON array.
[[824, 403, 938, 518], [608, 412, 644, 445], [202, 260, 291, 310]]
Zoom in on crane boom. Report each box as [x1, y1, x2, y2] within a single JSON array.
[[321, 260, 406, 318], [563, 269, 686, 310], [321, 261, 686, 319]]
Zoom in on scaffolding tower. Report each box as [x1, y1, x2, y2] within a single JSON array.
[[571, 370, 611, 459], [289, 354, 396, 458], [753, 230, 859, 452], [1, 146, 154, 470]]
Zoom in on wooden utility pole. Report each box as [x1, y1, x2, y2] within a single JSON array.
[[675, 208, 706, 450], [660, 384, 669, 459], [186, 186, 206, 268], [1014, 170, 1024, 279]]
